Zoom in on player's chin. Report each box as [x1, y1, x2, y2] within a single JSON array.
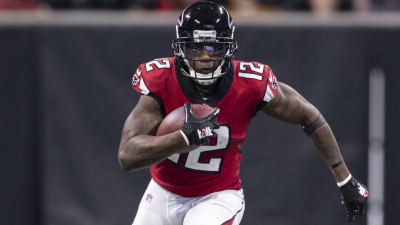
[[197, 69, 214, 74]]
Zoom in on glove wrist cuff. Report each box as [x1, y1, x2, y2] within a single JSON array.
[[337, 174, 352, 187], [179, 130, 190, 146]]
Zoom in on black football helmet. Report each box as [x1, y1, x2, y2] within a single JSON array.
[[172, 1, 238, 86]]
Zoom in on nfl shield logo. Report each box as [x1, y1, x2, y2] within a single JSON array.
[[146, 194, 153, 203]]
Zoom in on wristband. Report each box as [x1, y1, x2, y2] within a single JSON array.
[[300, 114, 327, 136], [337, 174, 352, 187], [179, 130, 190, 146]]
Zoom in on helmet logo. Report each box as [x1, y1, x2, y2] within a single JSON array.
[[177, 10, 185, 27], [227, 13, 233, 29], [178, 16, 183, 26], [193, 30, 216, 42]]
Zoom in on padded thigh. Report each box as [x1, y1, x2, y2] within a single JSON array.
[[132, 209, 165, 225], [132, 180, 171, 225], [183, 190, 245, 225], [133, 180, 245, 225]]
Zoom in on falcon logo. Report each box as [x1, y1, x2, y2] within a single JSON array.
[[358, 184, 368, 197], [177, 9, 185, 27], [268, 71, 278, 89], [272, 77, 278, 89], [132, 74, 139, 86], [132, 69, 142, 86], [197, 127, 213, 139]]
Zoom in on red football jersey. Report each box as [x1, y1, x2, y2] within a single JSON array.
[[132, 57, 278, 197]]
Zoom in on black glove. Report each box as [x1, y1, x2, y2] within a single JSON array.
[[180, 103, 220, 146], [339, 176, 368, 222]]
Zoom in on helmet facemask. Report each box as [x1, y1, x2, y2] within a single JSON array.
[[173, 29, 237, 86]]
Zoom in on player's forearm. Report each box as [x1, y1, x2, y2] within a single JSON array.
[[264, 82, 351, 182], [310, 124, 350, 183], [118, 131, 187, 171]]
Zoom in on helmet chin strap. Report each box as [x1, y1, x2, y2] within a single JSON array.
[[183, 58, 225, 86]]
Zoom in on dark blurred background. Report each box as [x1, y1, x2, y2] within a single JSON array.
[[1, 0, 400, 11], [1, 1, 399, 225]]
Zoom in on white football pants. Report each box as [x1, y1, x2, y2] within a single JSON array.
[[132, 179, 245, 225]]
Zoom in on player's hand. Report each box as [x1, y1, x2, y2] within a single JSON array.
[[180, 103, 220, 146], [339, 176, 368, 222]]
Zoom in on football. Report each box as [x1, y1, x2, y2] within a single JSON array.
[[156, 104, 215, 136]]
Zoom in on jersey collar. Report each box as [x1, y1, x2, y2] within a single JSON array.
[[175, 57, 234, 107]]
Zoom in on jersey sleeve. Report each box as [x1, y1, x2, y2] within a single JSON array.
[[132, 65, 150, 95], [131, 58, 173, 96], [262, 66, 279, 102]]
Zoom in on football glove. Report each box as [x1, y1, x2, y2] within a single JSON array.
[[339, 176, 368, 222], [180, 103, 220, 146]]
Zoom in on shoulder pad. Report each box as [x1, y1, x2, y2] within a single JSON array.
[[132, 57, 174, 95], [233, 60, 278, 102]]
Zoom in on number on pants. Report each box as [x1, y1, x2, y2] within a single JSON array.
[[145, 58, 171, 72], [168, 126, 230, 173], [238, 62, 265, 81]]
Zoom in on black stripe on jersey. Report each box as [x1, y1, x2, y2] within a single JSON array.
[[175, 57, 234, 107], [147, 92, 166, 118], [252, 101, 267, 117]]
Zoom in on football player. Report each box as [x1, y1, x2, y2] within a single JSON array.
[[118, 1, 368, 225]]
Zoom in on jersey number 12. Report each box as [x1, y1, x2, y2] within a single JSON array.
[[167, 126, 230, 173]]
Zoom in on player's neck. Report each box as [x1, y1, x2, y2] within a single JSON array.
[[194, 80, 219, 99]]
